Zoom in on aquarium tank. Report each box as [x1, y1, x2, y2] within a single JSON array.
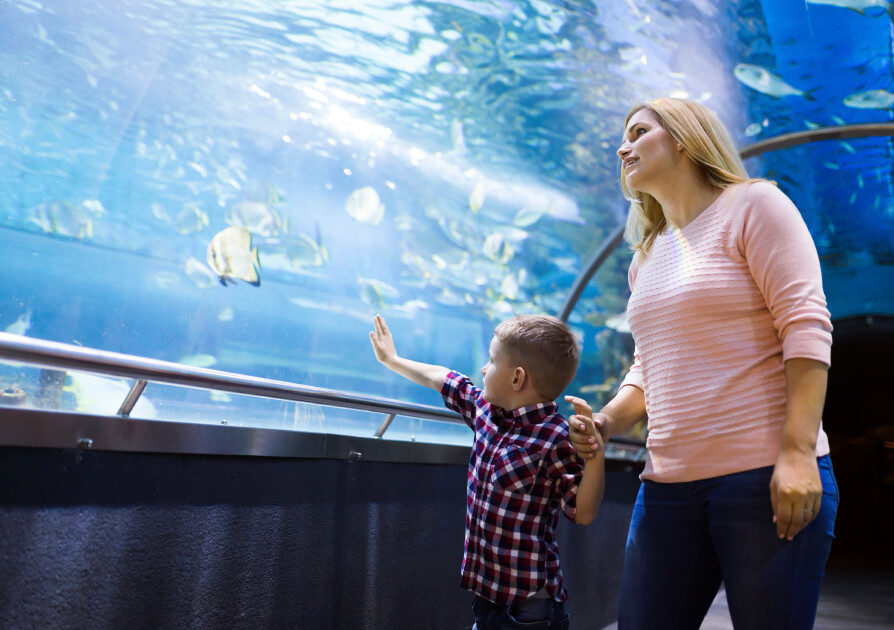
[[1, 0, 892, 445]]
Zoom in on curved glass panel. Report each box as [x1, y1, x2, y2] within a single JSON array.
[[745, 137, 894, 319], [1, 1, 891, 445]]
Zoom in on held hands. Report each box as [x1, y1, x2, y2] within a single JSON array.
[[369, 314, 398, 367], [565, 395, 609, 460], [770, 448, 823, 540]]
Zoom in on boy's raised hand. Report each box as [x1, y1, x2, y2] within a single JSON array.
[[368, 314, 450, 391], [369, 314, 398, 366]]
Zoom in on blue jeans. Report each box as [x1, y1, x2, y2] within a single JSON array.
[[619, 455, 838, 630], [472, 595, 570, 630]]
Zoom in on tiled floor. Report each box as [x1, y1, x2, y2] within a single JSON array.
[[601, 569, 894, 629]]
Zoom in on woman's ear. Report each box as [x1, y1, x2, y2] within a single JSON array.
[[512, 367, 527, 391]]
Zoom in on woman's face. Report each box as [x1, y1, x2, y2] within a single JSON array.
[[617, 108, 680, 193]]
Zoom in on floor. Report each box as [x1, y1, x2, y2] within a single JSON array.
[[601, 568, 894, 629]]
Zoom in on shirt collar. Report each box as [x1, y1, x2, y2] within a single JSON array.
[[493, 400, 559, 427]]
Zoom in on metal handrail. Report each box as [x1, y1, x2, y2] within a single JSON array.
[[0, 331, 648, 450], [0, 332, 461, 426], [739, 122, 894, 159]]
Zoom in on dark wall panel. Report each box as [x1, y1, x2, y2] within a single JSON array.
[[0, 446, 636, 629], [824, 316, 894, 570]]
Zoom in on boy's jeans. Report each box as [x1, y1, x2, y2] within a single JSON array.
[[619, 455, 839, 630], [472, 594, 570, 630]]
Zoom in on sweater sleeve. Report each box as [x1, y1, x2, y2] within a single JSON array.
[[619, 346, 645, 391], [738, 182, 833, 366]]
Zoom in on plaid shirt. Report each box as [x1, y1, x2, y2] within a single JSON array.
[[441, 371, 583, 605]]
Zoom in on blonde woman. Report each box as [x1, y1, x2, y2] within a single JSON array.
[[568, 97, 838, 629]]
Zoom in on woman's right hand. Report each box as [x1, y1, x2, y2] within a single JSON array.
[[565, 395, 613, 459]]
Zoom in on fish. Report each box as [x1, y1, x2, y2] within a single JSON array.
[[605, 312, 631, 334], [435, 288, 473, 306], [391, 299, 429, 315], [82, 200, 105, 216], [499, 274, 519, 300], [745, 122, 763, 137], [226, 200, 287, 238], [5, 309, 32, 336], [733, 64, 813, 99], [28, 201, 94, 238], [843, 89, 894, 109], [482, 232, 515, 264], [176, 203, 210, 235], [513, 207, 544, 227], [154, 271, 180, 289], [469, 183, 486, 212], [285, 224, 329, 269], [64, 373, 157, 418], [345, 186, 385, 225], [183, 257, 218, 289], [450, 119, 467, 153], [177, 353, 218, 368], [152, 203, 171, 223], [358, 277, 400, 310], [206, 226, 261, 287], [218, 306, 235, 322], [806, 0, 893, 17]]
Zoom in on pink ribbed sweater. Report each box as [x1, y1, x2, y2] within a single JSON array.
[[620, 181, 832, 482]]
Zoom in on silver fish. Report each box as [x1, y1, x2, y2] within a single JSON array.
[[206, 226, 261, 287], [844, 89, 894, 109], [733, 64, 812, 99], [806, 0, 892, 16], [4, 309, 32, 336]]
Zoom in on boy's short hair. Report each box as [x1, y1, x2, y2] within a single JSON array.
[[493, 314, 580, 402]]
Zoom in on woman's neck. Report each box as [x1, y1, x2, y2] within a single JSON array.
[[651, 169, 722, 231]]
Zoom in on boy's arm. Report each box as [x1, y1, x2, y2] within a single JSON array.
[[571, 413, 605, 525], [369, 314, 450, 391]]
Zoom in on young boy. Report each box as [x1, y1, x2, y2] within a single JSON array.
[[369, 314, 605, 630]]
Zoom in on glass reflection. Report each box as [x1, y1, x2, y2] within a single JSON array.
[[1, 0, 890, 444]]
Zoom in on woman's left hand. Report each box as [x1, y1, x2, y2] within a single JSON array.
[[769, 449, 822, 540]]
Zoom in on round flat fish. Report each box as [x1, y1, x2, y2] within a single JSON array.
[[345, 186, 385, 225], [206, 226, 261, 287]]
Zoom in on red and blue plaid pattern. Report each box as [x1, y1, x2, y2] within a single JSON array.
[[441, 371, 583, 605]]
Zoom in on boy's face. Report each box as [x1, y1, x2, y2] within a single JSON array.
[[480, 336, 516, 410]]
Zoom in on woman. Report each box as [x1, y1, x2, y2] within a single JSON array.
[[567, 97, 838, 629]]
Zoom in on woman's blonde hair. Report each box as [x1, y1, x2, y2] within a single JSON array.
[[621, 97, 763, 254]]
